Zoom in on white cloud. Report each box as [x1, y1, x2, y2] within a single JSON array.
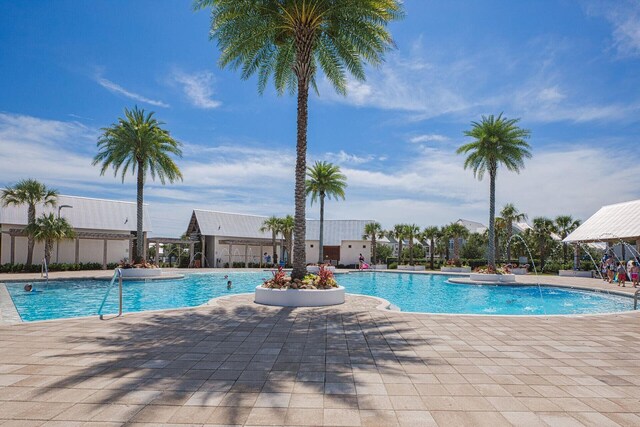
[[409, 134, 449, 144], [96, 76, 169, 108], [171, 70, 221, 109], [323, 150, 375, 165], [588, 0, 640, 57]]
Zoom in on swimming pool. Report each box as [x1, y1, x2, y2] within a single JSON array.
[[5, 272, 634, 321]]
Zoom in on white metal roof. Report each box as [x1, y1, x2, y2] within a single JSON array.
[[192, 210, 279, 240], [563, 199, 640, 243], [306, 219, 373, 245], [0, 194, 151, 232], [456, 218, 487, 234], [191, 210, 371, 244]]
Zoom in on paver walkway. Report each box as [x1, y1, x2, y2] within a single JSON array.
[[0, 292, 639, 426]]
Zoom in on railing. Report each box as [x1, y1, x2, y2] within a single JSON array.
[[634, 289, 639, 310], [41, 258, 49, 283], [98, 268, 123, 320]]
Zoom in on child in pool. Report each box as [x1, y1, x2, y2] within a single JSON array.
[[227, 280, 232, 289]]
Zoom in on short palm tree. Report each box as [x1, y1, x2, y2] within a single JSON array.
[[278, 215, 295, 267], [1, 179, 58, 266], [500, 203, 527, 262], [532, 217, 555, 269], [405, 224, 420, 265], [389, 224, 408, 264], [27, 213, 75, 266], [260, 216, 282, 265], [93, 106, 183, 262], [457, 113, 532, 269], [363, 222, 384, 264], [195, 0, 403, 279], [448, 222, 469, 262], [554, 215, 581, 264], [305, 161, 347, 264], [423, 226, 439, 270]]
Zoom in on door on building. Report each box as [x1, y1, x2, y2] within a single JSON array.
[[323, 246, 340, 265]]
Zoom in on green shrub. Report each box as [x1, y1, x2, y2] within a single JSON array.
[[388, 262, 398, 269]]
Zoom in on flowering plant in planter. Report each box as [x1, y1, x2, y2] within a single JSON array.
[[262, 265, 339, 290], [473, 265, 509, 275], [118, 259, 158, 269]]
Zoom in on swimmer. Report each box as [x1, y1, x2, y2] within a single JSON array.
[[224, 275, 228, 279], [227, 280, 232, 289], [24, 283, 34, 292]]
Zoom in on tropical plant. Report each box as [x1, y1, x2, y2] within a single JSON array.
[[405, 224, 421, 265], [494, 216, 508, 261], [388, 224, 408, 264], [554, 215, 581, 264], [457, 113, 531, 269], [363, 222, 384, 264], [195, 0, 403, 279], [500, 203, 527, 262], [375, 243, 393, 264], [1, 179, 58, 266], [531, 216, 555, 269], [93, 106, 183, 261], [439, 224, 452, 260], [260, 216, 282, 264], [305, 161, 347, 263], [278, 215, 295, 267], [448, 222, 470, 262], [26, 213, 75, 266], [460, 232, 487, 260], [422, 226, 440, 270]]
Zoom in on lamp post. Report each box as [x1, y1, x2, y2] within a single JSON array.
[[56, 205, 73, 264]]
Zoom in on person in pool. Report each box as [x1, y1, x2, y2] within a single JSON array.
[[24, 283, 34, 292], [227, 280, 232, 289]]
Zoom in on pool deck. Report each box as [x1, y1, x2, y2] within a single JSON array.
[[0, 270, 639, 426]]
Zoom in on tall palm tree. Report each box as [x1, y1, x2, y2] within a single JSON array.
[[554, 215, 581, 264], [457, 113, 532, 269], [27, 213, 75, 266], [389, 224, 408, 264], [494, 216, 507, 262], [260, 216, 282, 264], [500, 203, 527, 262], [196, 0, 403, 279], [363, 222, 384, 264], [278, 215, 295, 267], [448, 222, 469, 262], [1, 179, 58, 266], [422, 226, 439, 270], [93, 107, 183, 261], [405, 224, 420, 265], [532, 217, 555, 269], [305, 161, 347, 264]]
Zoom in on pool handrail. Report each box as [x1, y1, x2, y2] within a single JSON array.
[[98, 268, 123, 320], [634, 289, 639, 310], [41, 257, 49, 283]]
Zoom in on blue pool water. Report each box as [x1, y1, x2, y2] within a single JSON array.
[[5, 272, 634, 321]]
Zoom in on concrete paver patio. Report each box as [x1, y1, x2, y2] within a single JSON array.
[[0, 280, 639, 426]]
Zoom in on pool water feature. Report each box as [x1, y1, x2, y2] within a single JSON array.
[[5, 272, 634, 322]]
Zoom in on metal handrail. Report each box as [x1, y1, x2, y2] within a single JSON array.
[[634, 289, 639, 310], [98, 268, 123, 320]]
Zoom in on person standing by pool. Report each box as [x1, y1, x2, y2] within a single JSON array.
[[606, 258, 616, 283], [358, 253, 365, 270], [616, 262, 627, 287]]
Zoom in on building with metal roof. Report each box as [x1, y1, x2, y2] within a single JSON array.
[[185, 209, 374, 267], [0, 194, 151, 268]]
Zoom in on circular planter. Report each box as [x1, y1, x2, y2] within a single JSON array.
[[469, 273, 516, 283], [119, 268, 163, 278], [255, 285, 345, 307], [306, 265, 336, 274]]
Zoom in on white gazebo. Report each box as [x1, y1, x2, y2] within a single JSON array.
[[563, 199, 640, 268]]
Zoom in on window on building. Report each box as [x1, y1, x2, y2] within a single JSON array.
[[363, 245, 366, 248], [348, 245, 352, 248], [310, 244, 314, 248]]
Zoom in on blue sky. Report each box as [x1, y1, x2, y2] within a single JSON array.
[[1, 0, 639, 237]]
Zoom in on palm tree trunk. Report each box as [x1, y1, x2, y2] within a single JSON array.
[[26, 204, 35, 266], [430, 239, 434, 269], [272, 231, 276, 264], [136, 162, 145, 262], [44, 239, 52, 266], [291, 42, 312, 280], [409, 240, 414, 265], [488, 168, 496, 269], [494, 233, 500, 263], [372, 235, 376, 264], [506, 227, 513, 262], [562, 243, 567, 264], [398, 240, 403, 265], [318, 194, 324, 264], [453, 238, 459, 261]]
